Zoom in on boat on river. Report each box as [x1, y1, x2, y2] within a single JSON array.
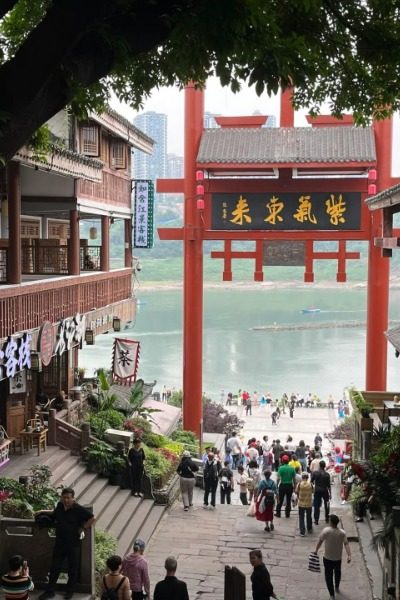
[[301, 307, 321, 314]]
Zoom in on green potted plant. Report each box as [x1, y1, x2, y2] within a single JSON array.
[[108, 456, 127, 486], [82, 440, 114, 475]]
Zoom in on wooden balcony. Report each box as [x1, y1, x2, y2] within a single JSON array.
[[76, 169, 131, 207], [0, 269, 134, 338]]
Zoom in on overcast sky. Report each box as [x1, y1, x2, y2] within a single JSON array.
[[111, 76, 311, 155], [111, 76, 400, 175]]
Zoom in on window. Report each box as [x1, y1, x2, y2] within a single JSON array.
[[80, 124, 99, 156], [111, 140, 126, 169], [100, 132, 109, 166]]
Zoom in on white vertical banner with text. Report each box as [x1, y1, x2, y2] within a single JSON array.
[[112, 338, 140, 384]]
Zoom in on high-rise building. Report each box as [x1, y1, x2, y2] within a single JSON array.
[[134, 111, 167, 183], [204, 111, 219, 129], [167, 153, 184, 178], [265, 115, 277, 128]]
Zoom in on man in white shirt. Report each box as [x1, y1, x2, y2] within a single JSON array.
[[315, 514, 351, 600]]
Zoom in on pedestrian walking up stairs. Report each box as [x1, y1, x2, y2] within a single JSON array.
[[4, 446, 166, 557]]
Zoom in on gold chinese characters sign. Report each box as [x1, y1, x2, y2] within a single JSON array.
[[211, 192, 361, 230]]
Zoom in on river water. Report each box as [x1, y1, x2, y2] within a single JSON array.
[[80, 286, 400, 401]]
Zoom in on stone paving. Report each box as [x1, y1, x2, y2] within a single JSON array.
[[145, 404, 373, 600]]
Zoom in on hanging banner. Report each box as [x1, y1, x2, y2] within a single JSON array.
[[10, 370, 27, 394], [0, 332, 31, 380], [133, 180, 154, 248], [112, 337, 140, 384]]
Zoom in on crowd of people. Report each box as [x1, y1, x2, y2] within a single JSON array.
[[172, 429, 353, 600]]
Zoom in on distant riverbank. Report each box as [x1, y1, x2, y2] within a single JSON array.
[[252, 319, 400, 332], [137, 277, 400, 292]]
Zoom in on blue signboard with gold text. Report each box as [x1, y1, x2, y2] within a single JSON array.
[[212, 192, 361, 230]]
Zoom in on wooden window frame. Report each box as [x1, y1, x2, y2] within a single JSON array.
[[111, 140, 126, 169], [80, 124, 99, 156]]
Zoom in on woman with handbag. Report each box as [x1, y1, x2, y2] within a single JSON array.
[[254, 470, 277, 532]]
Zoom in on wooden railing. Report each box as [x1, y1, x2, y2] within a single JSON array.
[[77, 170, 131, 207], [22, 244, 68, 274], [0, 248, 6, 282], [80, 246, 101, 271], [0, 269, 134, 337]]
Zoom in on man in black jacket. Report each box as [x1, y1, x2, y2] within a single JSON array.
[[249, 550, 277, 600], [203, 452, 221, 509], [311, 460, 331, 525], [154, 556, 189, 600]]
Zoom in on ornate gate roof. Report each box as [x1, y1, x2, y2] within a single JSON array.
[[197, 126, 376, 166]]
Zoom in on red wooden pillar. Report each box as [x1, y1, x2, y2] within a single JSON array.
[[365, 119, 391, 390], [182, 84, 204, 437], [68, 209, 80, 275], [100, 215, 110, 271], [124, 219, 132, 268], [7, 161, 21, 284], [280, 87, 294, 127]]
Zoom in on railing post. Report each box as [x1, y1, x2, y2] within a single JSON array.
[[362, 430, 372, 459], [48, 409, 57, 445], [224, 565, 245, 600], [81, 422, 90, 451]]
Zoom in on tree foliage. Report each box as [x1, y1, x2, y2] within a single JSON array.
[[1, 1, 400, 161]]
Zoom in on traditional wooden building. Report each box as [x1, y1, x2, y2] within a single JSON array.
[[0, 108, 153, 443]]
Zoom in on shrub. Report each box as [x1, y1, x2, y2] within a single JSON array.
[[142, 432, 168, 447], [123, 416, 152, 437], [89, 409, 125, 437], [144, 446, 170, 483], [171, 429, 198, 448], [168, 390, 182, 407], [202, 399, 244, 434], [94, 529, 118, 596]]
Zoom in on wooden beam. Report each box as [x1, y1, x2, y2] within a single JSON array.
[[156, 178, 184, 194]]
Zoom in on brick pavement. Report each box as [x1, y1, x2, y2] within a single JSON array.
[[145, 405, 373, 600]]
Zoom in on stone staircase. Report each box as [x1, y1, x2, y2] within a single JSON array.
[[1, 446, 166, 557]]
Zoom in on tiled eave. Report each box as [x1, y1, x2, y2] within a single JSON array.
[[15, 144, 103, 182], [90, 109, 154, 154], [197, 126, 376, 166], [365, 182, 400, 211], [386, 325, 400, 352]]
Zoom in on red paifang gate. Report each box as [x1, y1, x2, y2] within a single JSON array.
[[158, 85, 396, 438]]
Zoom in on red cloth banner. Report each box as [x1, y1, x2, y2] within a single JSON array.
[[112, 338, 140, 384]]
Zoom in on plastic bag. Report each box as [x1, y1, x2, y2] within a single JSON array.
[[247, 499, 256, 517]]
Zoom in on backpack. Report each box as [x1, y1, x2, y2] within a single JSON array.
[[101, 576, 126, 600]]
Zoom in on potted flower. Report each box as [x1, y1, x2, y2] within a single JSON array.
[[82, 440, 114, 476], [108, 456, 127, 487]]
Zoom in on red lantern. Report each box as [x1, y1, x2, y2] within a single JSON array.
[[196, 184, 204, 196], [368, 169, 377, 181], [196, 170, 204, 181], [197, 198, 205, 210], [368, 183, 377, 196]]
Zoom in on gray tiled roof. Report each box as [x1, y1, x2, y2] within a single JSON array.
[[386, 325, 400, 351], [365, 182, 400, 210], [197, 127, 376, 165]]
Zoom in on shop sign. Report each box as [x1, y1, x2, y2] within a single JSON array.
[[54, 314, 86, 355], [87, 312, 113, 333], [133, 180, 154, 248], [212, 192, 361, 231], [0, 332, 31, 379], [38, 321, 54, 367], [10, 370, 27, 394]]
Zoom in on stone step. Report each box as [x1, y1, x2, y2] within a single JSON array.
[[75, 472, 109, 504], [54, 460, 88, 489], [50, 453, 82, 486], [117, 499, 155, 557], [96, 487, 133, 528], [108, 494, 145, 540], [135, 504, 165, 546], [40, 447, 72, 473]]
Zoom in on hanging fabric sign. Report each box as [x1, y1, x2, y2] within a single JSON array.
[[112, 338, 140, 384], [10, 370, 27, 394], [133, 180, 154, 248]]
